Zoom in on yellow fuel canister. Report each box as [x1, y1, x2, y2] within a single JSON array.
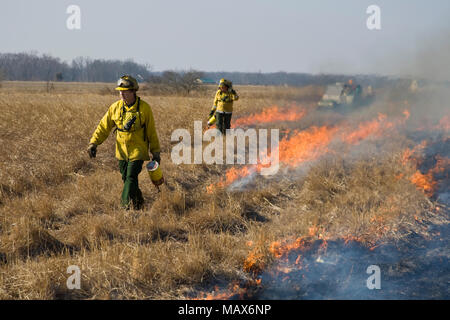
[[146, 160, 164, 186], [207, 114, 216, 127]]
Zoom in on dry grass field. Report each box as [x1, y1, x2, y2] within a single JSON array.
[[0, 81, 447, 299]]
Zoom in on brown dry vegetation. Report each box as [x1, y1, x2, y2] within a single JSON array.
[[0, 82, 436, 299]]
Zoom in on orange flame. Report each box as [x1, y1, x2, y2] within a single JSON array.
[[410, 171, 437, 196], [269, 237, 307, 259], [196, 282, 246, 300], [403, 109, 411, 120], [278, 126, 338, 167], [401, 140, 428, 166], [243, 249, 265, 274], [234, 105, 306, 127], [341, 113, 396, 145], [402, 140, 448, 197], [411, 155, 449, 196]]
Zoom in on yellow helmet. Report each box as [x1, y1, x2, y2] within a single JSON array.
[[115, 75, 139, 91], [219, 78, 232, 88]]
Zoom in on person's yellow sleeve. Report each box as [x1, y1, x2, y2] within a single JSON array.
[[213, 90, 220, 108], [146, 105, 161, 154], [89, 106, 115, 145]]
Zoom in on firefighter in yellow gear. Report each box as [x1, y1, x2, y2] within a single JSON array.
[[208, 78, 239, 134], [87, 75, 161, 210]]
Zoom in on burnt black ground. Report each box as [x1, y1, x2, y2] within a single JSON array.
[[255, 215, 449, 300]]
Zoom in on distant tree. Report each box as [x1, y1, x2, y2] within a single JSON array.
[[160, 71, 180, 92], [71, 56, 90, 82], [145, 73, 163, 84], [156, 70, 204, 94], [55, 72, 63, 81], [180, 70, 204, 94]]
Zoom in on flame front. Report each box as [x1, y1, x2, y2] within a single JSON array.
[[208, 111, 410, 191], [401, 139, 449, 197], [233, 105, 307, 127]]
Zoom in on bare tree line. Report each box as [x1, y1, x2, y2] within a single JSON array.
[[0, 52, 151, 82], [0, 52, 411, 89]]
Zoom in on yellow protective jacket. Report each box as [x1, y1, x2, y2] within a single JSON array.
[[212, 89, 239, 113], [89, 97, 160, 161]]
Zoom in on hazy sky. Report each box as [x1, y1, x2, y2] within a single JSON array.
[[1, 0, 449, 77]]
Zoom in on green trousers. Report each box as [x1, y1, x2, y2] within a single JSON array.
[[118, 160, 144, 210], [216, 112, 232, 134]]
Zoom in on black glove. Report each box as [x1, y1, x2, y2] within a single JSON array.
[[87, 143, 97, 158], [231, 89, 236, 95], [152, 152, 161, 164]]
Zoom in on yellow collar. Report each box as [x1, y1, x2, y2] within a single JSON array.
[[122, 98, 138, 111]]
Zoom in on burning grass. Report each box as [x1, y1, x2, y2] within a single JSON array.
[[0, 82, 448, 299], [233, 105, 307, 127]]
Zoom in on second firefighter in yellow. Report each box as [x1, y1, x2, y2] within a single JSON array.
[[209, 78, 239, 134]]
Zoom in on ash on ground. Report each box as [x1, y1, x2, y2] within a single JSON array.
[[256, 209, 449, 299]]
